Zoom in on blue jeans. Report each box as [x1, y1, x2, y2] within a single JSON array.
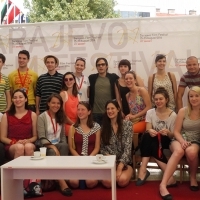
[[92, 113, 103, 126]]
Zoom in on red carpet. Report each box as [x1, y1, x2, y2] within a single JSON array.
[[1, 181, 200, 200]]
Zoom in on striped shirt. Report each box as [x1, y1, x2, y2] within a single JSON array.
[[179, 70, 200, 88], [0, 73, 10, 112], [36, 71, 63, 113]]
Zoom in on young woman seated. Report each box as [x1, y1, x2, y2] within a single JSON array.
[[124, 71, 151, 133], [100, 100, 133, 188], [37, 93, 72, 196], [68, 102, 101, 189], [1, 89, 37, 159], [136, 87, 177, 187], [160, 86, 200, 200]]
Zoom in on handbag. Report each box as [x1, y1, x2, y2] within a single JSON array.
[[24, 179, 43, 198], [34, 137, 51, 151]]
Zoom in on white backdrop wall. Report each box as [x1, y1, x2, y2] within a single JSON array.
[[1, 16, 200, 87]]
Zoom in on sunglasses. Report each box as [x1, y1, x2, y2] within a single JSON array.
[[64, 78, 74, 82]]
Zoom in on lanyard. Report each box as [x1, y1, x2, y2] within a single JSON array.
[[18, 68, 29, 88], [76, 75, 84, 90], [47, 111, 58, 135], [157, 132, 162, 158]]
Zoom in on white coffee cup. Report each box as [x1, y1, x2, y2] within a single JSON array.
[[96, 154, 104, 162], [34, 151, 41, 158], [40, 147, 47, 157]]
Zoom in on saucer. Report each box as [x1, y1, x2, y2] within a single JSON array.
[[30, 156, 44, 160], [92, 159, 107, 164]]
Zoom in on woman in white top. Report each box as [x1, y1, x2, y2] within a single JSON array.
[[74, 57, 90, 102], [37, 93, 72, 196], [148, 54, 177, 111], [136, 87, 177, 187]]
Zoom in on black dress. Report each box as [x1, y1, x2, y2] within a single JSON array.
[[116, 80, 130, 115]]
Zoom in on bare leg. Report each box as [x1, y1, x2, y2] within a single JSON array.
[[101, 180, 111, 188], [9, 143, 24, 159], [155, 159, 176, 185], [137, 157, 150, 179], [185, 144, 199, 186], [102, 166, 133, 188], [159, 141, 184, 196], [117, 166, 133, 187], [68, 180, 79, 188], [24, 143, 35, 156], [86, 180, 98, 188]]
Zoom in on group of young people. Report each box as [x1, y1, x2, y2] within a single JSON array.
[[0, 50, 200, 200]]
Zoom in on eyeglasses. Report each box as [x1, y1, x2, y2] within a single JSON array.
[[64, 78, 74, 82], [97, 63, 106, 67]]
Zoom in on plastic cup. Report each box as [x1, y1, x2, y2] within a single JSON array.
[[40, 147, 47, 157]]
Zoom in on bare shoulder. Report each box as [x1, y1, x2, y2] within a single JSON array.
[[139, 87, 148, 94], [177, 107, 186, 117], [31, 111, 37, 119]]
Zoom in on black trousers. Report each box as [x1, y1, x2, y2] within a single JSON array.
[[140, 132, 171, 164]]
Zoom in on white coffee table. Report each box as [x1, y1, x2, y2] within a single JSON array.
[[1, 156, 116, 200]]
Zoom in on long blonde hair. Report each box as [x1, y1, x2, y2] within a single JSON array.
[[187, 86, 200, 115]]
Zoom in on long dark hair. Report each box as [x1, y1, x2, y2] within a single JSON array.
[[8, 89, 29, 115], [101, 100, 123, 145], [46, 93, 66, 124], [61, 72, 78, 97], [74, 102, 93, 128]]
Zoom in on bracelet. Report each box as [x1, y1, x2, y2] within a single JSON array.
[[10, 139, 17, 145]]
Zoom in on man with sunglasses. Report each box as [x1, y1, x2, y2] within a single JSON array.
[[89, 58, 119, 125], [177, 56, 200, 111], [36, 55, 63, 115]]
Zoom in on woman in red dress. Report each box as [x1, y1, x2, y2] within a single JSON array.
[[1, 89, 37, 159], [68, 102, 101, 188]]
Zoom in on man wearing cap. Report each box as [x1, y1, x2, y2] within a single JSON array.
[[36, 55, 63, 115]]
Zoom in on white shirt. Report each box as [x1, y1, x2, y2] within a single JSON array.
[[145, 108, 176, 132], [75, 75, 90, 102], [45, 111, 62, 144]]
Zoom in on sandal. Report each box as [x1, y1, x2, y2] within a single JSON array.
[[60, 187, 73, 196]]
